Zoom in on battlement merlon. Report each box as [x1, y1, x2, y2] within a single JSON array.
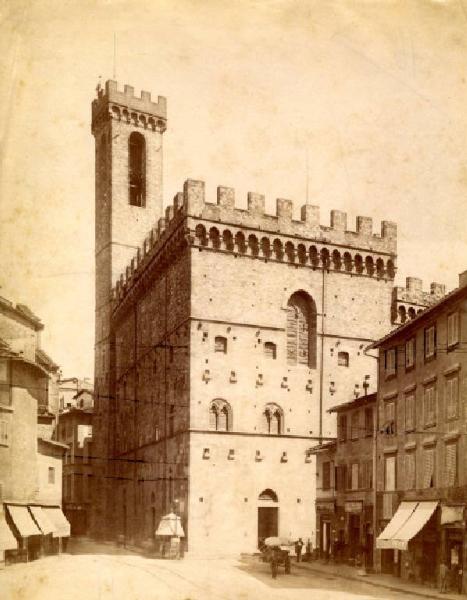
[[112, 178, 398, 304], [394, 277, 446, 307], [182, 179, 397, 254], [91, 80, 167, 133]]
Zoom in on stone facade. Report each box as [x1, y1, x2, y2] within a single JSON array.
[[91, 80, 436, 556]]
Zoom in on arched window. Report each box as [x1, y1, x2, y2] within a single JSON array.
[[128, 132, 146, 207], [209, 399, 232, 431], [263, 404, 283, 435], [286, 291, 317, 368], [258, 489, 278, 502]]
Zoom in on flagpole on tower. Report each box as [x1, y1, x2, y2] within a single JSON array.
[[113, 33, 117, 80]]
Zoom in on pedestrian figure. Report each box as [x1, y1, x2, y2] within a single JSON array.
[[295, 537, 304, 563], [439, 561, 448, 593]]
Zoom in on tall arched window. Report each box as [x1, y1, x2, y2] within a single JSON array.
[[286, 291, 317, 368], [209, 399, 232, 431], [129, 132, 146, 207], [263, 404, 283, 435]]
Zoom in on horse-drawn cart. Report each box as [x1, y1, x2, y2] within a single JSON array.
[[259, 537, 292, 578]]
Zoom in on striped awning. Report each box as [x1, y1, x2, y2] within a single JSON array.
[[42, 507, 70, 538], [0, 512, 17, 550], [29, 506, 55, 535], [6, 505, 42, 538], [377, 501, 438, 550]]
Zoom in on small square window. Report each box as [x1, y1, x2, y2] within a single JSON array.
[[338, 351, 349, 367], [264, 342, 277, 359], [48, 467, 55, 484], [214, 336, 227, 353]]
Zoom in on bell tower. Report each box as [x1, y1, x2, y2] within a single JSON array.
[[91, 80, 167, 538]]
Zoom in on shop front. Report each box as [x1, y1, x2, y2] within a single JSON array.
[[376, 501, 440, 586], [316, 500, 335, 560]]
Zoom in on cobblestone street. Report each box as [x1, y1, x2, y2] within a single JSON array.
[[0, 539, 452, 600]]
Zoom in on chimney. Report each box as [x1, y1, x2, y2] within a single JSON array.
[[459, 270, 467, 288]]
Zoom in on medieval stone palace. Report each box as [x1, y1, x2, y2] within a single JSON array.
[[90, 80, 440, 556]]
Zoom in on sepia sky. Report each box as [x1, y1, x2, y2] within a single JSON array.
[[0, 0, 466, 379]]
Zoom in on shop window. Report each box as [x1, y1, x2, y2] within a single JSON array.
[[424, 385, 436, 427], [447, 312, 459, 349], [337, 351, 349, 367], [424, 325, 436, 360], [405, 337, 415, 369]]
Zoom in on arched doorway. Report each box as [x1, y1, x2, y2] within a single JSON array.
[[258, 489, 279, 546]]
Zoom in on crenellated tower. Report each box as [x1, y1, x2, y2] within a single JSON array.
[[91, 80, 166, 538]]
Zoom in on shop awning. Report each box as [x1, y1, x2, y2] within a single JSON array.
[[29, 506, 56, 535], [42, 507, 70, 538], [376, 501, 417, 549], [377, 501, 438, 551], [0, 513, 18, 551], [6, 505, 42, 538]]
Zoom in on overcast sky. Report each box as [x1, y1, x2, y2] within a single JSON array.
[[1, 0, 466, 378]]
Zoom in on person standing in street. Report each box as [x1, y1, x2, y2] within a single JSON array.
[[295, 538, 304, 563]]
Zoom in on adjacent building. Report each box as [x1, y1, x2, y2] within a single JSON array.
[[57, 401, 93, 535], [310, 393, 375, 568], [0, 296, 69, 564], [373, 271, 467, 593]]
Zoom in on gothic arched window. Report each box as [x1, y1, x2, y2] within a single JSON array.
[[286, 291, 317, 368], [128, 132, 146, 207], [209, 399, 232, 432], [263, 403, 284, 435]]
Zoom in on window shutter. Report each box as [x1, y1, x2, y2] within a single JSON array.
[[405, 453, 415, 490], [445, 443, 457, 487], [423, 448, 435, 488], [385, 456, 396, 491]]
